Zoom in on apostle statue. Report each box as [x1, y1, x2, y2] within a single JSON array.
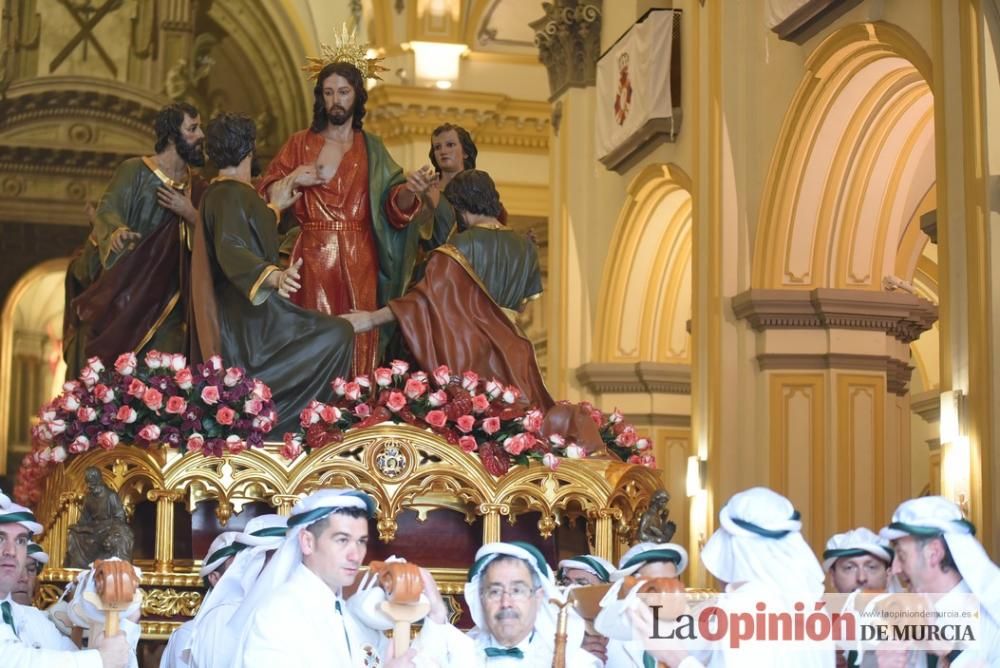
[[66, 467, 134, 569]]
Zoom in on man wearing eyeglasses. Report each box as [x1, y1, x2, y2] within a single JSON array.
[[822, 527, 892, 594], [463, 541, 599, 666]]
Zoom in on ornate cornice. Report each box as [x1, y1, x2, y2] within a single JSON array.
[[530, 0, 602, 101], [365, 85, 550, 154], [910, 390, 941, 423], [0, 145, 131, 177], [756, 353, 914, 396], [576, 362, 691, 395], [731, 288, 938, 343]]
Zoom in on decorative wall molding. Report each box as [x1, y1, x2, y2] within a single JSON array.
[[757, 353, 913, 396], [910, 390, 941, 423], [530, 0, 602, 101], [920, 210, 938, 245], [576, 362, 691, 395], [769, 0, 865, 44], [365, 85, 550, 155], [732, 288, 938, 343]]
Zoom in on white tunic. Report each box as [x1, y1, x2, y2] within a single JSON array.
[[239, 564, 387, 668], [0, 595, 102, 668], [468, 626, 602, 668], [188, 599, 240, 668], [160, 619, 193, 668]]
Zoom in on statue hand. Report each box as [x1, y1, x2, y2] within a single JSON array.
[[290, 164, 324, 187], [341, 310, 373, 333]]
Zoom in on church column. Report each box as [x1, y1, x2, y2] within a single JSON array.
[[731, 289, 936, 551], [532, 0, 604, 403]]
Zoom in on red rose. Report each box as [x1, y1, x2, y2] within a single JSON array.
[[482, 417, 501, 435], [201, 385, 221, 404], [425, 410, 448, 428], [386, 391, 407, 413], [142, 388, 164, 411], [478, 441, 511, 476], [456, 415, 475, 433], [165, 396, 188, 415], [471, 394, 490, 413], [216, 406, 236, 426], [458, 435, 478, 453]]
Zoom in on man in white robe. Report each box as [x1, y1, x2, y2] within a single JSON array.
[[0, 488, 129, 668], [12, 542, 48, 606], [823, 528, 892, 595], [187, 515, 286, 668], [624, 487, 834, 668], [159, 531, 239, 668], [878, 496, 1000, 667]]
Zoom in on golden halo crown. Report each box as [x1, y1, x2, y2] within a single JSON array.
[[303, 24, 388, 81]]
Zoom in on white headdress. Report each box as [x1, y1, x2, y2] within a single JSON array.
[[822, 527, 893, 572], [557, 554, 615, 583], [0, 488, 42, 535], [613, 541, 689, 580], [700, 486, 825, 596], [880, 496, 1000, 626]]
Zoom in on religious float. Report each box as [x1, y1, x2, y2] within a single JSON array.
[[15, 353, 664, 656]]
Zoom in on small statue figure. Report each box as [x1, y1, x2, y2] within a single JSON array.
[[637, 489, 676, 544], [66, 468, 134, 568]]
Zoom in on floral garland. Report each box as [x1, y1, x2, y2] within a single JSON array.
[[14, 352, 277, 506], [281, 361, 655, 476]]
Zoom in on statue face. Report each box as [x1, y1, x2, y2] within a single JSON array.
[[85, 469, 102, 490], [321, 73, 357, 127]]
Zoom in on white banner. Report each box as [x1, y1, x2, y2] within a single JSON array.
[[595, 9, 676, 166]]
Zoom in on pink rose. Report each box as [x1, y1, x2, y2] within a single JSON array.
[[503, 433, 531, 455], [201, 385, 220, 405], [427, 390, 448, 408], [79, 365, 100, 387], [548, 433, 566, 447], [115, 406, 137, 424], [85, 357, 105, 373], [425, 410, 448, 428], [354, 403, 371, 418], [165, 396, 188, 415], [403, 378, 427, 399], [590, 409, 604, 427], [374, 367, 393, 387], [62, 380, 81, 393], [142, 388, 164, 411], [225, 435, 246, 454], [47, 418, 67, 435], [168, 354, 187, 372], [60, 393, 80, 411], [471, 394, 490, 413], [50, 446, 67, 463], [144, 350, 165, 369], [216, 406, 236, 426], [281, 434, 303, 460], [390, 359, 410, 376], [615, 426, 637, 447], [300, 406, 318, 427], [208, 355, 223, 371], [411, 371, 429, 384], [252, 380, 272, 400], [331, 377, 347, 396], [355, 375, 371, 389], [386, 391, 407, 413], [186, 432, 205, 453], [127, 378, 146, 398], [609, 409, 624, 424], [344, 382, 362, 401], [635, 437, 652, 451], [522, 410, 544, 433], [114, 352, 137, 376], [253, 414, 274, 433], [174, 368, 194, 390], [565, 444, 586, 459], [76, 406, 97, 423], [69, 435, 91, 453], [542, 452, 560, 470], [461, 371, 479, 392], [223, 367, 243, 387], [482, 417, 501, 435], [137, 424, 161, 442], [244, 398, 263, 416], [458, 435, 478, 453], [94, 384, 115, 404], [485, 378, 503, 399], [97, 432, 119, 450], [639, 453, 656, 467], [502, 387, 518, 404], [432, 365, 451, 386], [319, 404, 341, 423], [456, 415, 475, 433]]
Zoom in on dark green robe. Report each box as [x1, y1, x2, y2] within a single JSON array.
[[198, 179, 354, 433], [449, 226, 542, 310], [91, 157, 187, 354], [63, 236, 101, 379]]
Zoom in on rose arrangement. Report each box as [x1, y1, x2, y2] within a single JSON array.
[[281, 360, 655, 476], [14, 352, 276, 505]]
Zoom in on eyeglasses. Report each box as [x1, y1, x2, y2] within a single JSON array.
[[482, 583, 538, 602]]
